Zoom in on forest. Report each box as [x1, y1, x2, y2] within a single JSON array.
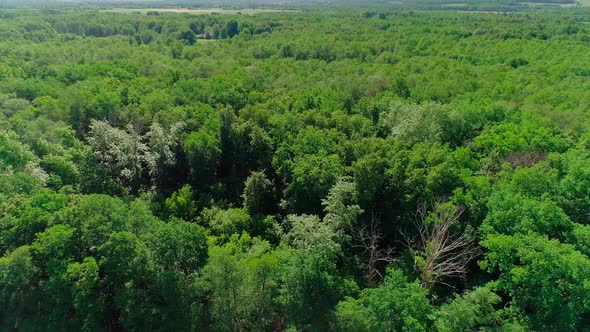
[[0, 4, 589, 332]]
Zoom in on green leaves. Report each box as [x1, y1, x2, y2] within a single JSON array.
[[242, 171, 273, 216], [202, 244, 282, 331], [285, 153, 344, 214], [322, 176, 363, 233], [146, 219, 208, 275], [0, 129, 47, 195], [66, 257, 102, 332], [431, 287, 506, 332], [481, 233, 590, 331], [481, 190, 573, 240], [165, 185, 197, 221], [285, 214, 341, 256], [380, 101, 447, 144], [184, 129, 221, 186], [473, 115, 565, 158], [0, 246, 38, 330], [0, 7, 589, 332], [202, 207, 252, 241], [333, 268, 431, 332]]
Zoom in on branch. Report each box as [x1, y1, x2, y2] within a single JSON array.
[[401, 199, 480, 290]]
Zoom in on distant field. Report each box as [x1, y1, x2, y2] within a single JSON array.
[[439, 0, 589, 7], [101, 8, 301, 15], [519, 1, 588, 6], [521, 0, 589, 6]]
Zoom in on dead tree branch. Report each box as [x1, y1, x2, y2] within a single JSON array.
[[402, 199, 480, 290], [354, 216, 397, 287]]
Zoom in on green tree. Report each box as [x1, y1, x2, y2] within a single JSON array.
[[322, 177, 363, 237], [333, 268, 431, 332], [380, 101, 447, 144], [165, 185, 197, 221], [202, 243, 281, 331], [66, 257, 103, 332], [201, 207, 252, 240], [226, 20, 239, 38], [99, 231, 158, 331], [481, 189, 573, 240], [145, 218, 208, 275], [431, 287, 515, 332], [284, 154, 344, 214], [179, 30, 196, 45], [281, 250, 354, 330], [0, 246, 39, 331], [285, 214, 341, 256], [145, 122, 184, 188], [184, 129, 221, 187], [242, 171, 273, 216], [0, 189, 67, 254], [481, 233, 590, 331], [87, 120, 148, 193]]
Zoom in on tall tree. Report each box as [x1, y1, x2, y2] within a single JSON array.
[[403, 200, 479, 290]]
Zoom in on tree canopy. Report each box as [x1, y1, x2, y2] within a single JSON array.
[[0, 5, 589, 331]]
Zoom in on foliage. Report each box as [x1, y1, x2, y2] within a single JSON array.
[[333, 268, 431, 332], [242, 170, 273, 216], [481, 233, 590, 331], [0, 6, 589, 331], [430, 287, 522, 332]]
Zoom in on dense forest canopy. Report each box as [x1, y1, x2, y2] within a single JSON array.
[[0, 3, 589, 331]]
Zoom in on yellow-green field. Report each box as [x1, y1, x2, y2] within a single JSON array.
[[101, 8, 300, 15], [520, 1, 589, 7], [442, 0, 589, 8]]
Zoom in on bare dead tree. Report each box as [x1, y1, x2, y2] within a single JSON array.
[[402, 199, 480, 290], [354, 216, 396, 287]]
